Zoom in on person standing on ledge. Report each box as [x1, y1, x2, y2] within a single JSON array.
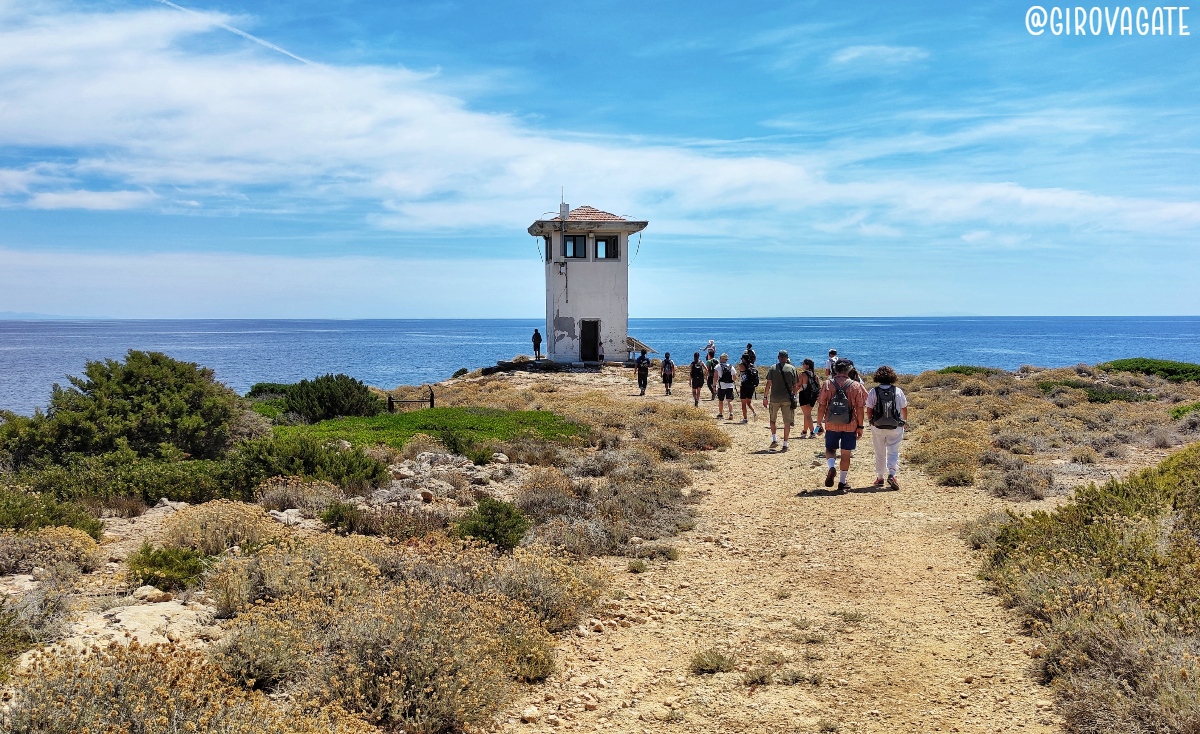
[[532, 329, 543, 360], [661, 352, 676, 396], [818, 360, 868, 493], [824, 349, 839, 377], [742, 343, 757, 367], [763, 350, 799, 451], [634, 349, 651, 396]]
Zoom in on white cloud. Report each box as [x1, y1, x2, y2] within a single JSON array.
[[0, 4, 1195, 245], [28, 190, 156, 210], [829, 44, 929, 66]]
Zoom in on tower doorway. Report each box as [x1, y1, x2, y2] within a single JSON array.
[[580, 320, 600, 362]]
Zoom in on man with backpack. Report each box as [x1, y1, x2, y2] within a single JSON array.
[[688, 352, 708, 407], [634, 349, 651, 396], [797, 358, 821, 439], [737, 354, 758, 423], [660, 352, 676, 396], [762, 350, 800, 451], [817, 360, 868, 493], [866, 365, 908, 490], [705, 350, 719, 400], [714, 353, 737, 420]]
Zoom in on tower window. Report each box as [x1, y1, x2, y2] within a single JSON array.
[[595, 236, 619, 259], [564, 235, 586, 258]]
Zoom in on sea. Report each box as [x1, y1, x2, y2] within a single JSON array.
[[2, 317, 1198, 415]]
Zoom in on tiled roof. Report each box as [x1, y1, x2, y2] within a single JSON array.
[[551, 205, 628, 222]]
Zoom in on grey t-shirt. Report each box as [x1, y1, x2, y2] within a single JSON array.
[[766, 362, 799, 402]]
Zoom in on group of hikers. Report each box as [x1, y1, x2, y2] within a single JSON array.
[[634, 344, 908, 493]]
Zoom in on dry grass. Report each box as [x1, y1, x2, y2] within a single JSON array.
[[255, 476, 344, 517], [689, 648, 737, 675], [163, 500, 283, 556]]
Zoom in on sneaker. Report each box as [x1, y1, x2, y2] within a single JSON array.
[[873, 477, 884, 487], [824, 468, 836, 487], [780, 444, 788, 453], [739, 418, 748, 424], [837, 482, 851, 492], [769, 440, 779, 449], [887, 475, 900, 490]]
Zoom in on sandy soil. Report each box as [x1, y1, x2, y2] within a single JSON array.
[[499, 368, 1067, 734]]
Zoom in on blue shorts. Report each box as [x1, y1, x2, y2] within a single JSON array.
[[825, 430, 858, 452]]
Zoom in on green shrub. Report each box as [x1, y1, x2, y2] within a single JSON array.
[[0, 351, 240, 466], [227, 435, 389, 494], [1170, 401, 1200, 420], [284, 374, 384, 424], [937, 365, 1000, 376], [250, 398, 288, 422], [452, 368, 469, 378], [246, 382, 295, 399], [11, 453, 230, 505], [1037, 379, 1153, 404], [454, 497, 529, 550], [127, 543, 208, 590], [0, 488, 103, 539], [319, 501, 447, 540], [1099, 357, 1200, 383]]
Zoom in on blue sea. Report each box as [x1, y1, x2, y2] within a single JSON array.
[[2, 317, 1198, 415]]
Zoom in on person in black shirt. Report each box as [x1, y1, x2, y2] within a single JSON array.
[[634, 350, 651, 395], [532, 329, 543, 360]]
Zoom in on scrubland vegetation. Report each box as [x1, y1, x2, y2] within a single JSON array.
[[0, 352, 726, 731], [904, 360, 1200, 496]]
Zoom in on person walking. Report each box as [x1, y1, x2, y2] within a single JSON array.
[[705, 350, 719, 400], [817, 360, 868, 493], [866, 365, 908, 490], [714, 353, 737, 420], [688, 352, 708, 407], [661, 352, 676, 395], [796, 358, 821, 438], [737, 354, 759, 423], [824, 349, 839, 377], [762, 350, 800, 451], [634, 349, 651, 396], [532, 329, 543, 360]]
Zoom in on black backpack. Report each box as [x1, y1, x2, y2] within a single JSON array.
[[691, 361, 705, 381], [800, 369, 820, 401], [870, 385, 903, 429], [826, 377, 855, 424], [744, 365, 759, 388]]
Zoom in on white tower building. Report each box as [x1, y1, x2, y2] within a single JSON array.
[[528, 204, 648, 363]]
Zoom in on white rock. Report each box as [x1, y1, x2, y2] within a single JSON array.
[[520, 705, 541, 723], [492, 452, 510, 464], [132, 585, 172, 603]]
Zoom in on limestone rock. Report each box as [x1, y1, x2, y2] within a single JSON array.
[[520, 705, 541, 723], [132, 585, 172, 603]]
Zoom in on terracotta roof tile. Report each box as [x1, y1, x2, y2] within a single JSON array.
[[551, 205, 628, 222]]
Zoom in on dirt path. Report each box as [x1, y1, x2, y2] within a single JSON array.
[[502, 380, 1063, 734]]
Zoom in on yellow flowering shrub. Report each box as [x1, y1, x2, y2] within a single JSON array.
[[163, 500, 282, 556], [5, 642, 375, 734], [0, 526, 102, 574]]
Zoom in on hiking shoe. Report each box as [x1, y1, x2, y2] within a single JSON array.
[[780, 444, 788, 453], [739, 418, 748, 424], [769, 440, 779, 449], [873, 477, 884, 487], [824, 468, 836, 487], [837, 482, 851, 492], [887, 475, 900, 490]]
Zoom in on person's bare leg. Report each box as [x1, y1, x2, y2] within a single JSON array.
[[782, 417, 791, 443], [802, 405, 814, 436]]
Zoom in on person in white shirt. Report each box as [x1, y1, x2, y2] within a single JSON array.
[[713, 353, 737, 420], [865, 365, 909, 490], [824, 349, 839, 377]]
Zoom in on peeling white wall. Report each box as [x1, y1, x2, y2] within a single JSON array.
[[544, 231, 629, 362]]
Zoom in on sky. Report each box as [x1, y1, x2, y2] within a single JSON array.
[[0, 0, 1197, 318]]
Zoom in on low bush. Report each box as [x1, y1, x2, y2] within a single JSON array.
[[227, 434, 390, 494], [1099, 357, 1200, 383], [127, 543, 207, 590], [982, 442, 1200, 732], [689, 648, 736, 675], [162, 500, 282, 556], [5, 642, 370, 734], [0, 487, 103, 539], [1037, 379, 1153, 404], [1169, 401, 1200, 420], [938, 365, 1001, 376], [319, 501, 449, 541], [455, 497, 529, 550], [982, 466, 1055, 500], [0, 526, 102, 574], [255, 476, 343, 516]]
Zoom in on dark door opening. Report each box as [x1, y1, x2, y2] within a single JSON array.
[[580, 320, 600, 362]]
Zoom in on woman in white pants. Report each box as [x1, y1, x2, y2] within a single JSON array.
[[865, 366, 908, 490]]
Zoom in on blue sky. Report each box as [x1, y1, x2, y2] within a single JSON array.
[[0, 0, 1197, 317]]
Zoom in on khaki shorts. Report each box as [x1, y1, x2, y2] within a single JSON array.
[[769, 401, 795, 425]]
